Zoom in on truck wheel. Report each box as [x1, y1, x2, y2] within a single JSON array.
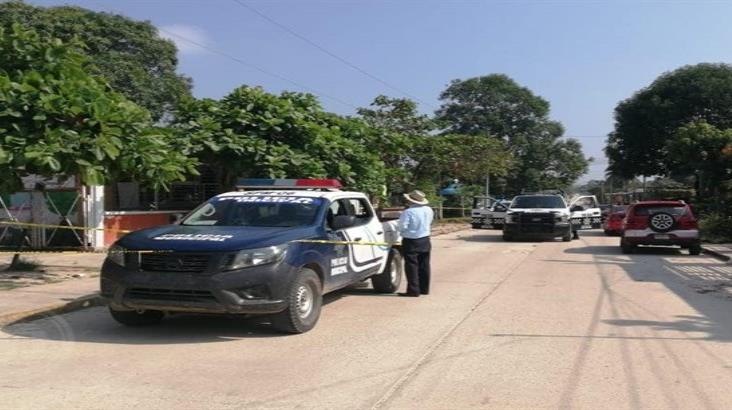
[[689, 244, 702, 256], [562, 229, 572, 242], [502, 233, 514, 242], [372, 250, 402, 293], [271, 268, 322, 334], [109, 307, 164, 326]]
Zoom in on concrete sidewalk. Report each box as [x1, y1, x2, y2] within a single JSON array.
[[0, 276, 103, 326], [0, 252, 106, 326], [703, 243, 732, 263]]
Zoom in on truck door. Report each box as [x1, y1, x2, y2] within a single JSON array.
[[326, 199, 383, 283], [569, 196, 602, 230]]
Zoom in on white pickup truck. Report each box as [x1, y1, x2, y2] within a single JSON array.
[[502, 194, 601, 241]]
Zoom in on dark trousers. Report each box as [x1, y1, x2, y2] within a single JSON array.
[[402, 236, 431, 295]]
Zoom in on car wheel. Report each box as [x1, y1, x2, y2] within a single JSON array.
[[109, 307, 164, 326], [372, 250, 403, 293], [621, 239, 635, 254], [562, 229, 572, 242], [689, 244, 702, 256], [271, 268, 322, 334], [604, 229, 611, 236]]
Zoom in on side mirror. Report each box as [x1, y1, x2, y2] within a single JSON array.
[[570, 205, 584, 212], [331, 215, 356, 230]]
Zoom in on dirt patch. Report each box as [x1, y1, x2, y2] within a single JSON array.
[[0, 253, 104, 291]]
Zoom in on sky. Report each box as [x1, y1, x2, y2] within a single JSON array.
[[27, 0, 732, 182]]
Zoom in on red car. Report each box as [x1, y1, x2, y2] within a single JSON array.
[[620, 201, 701, 255], [603, 205, 628, 235]]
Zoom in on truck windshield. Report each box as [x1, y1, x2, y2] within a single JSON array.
[[511, 196, 566, 209], [182, 196, 323, 227]]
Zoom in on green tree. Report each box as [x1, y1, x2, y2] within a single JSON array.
[[666, 121, 732, 202], [436, 75, 589, 193], [412, 134, 513, 188], [607, 63, 732, 179], [357, 95, 433, 194], [172, 86, 386, 194], [0, 1, 192, 120], [0, 24, 195, 192]]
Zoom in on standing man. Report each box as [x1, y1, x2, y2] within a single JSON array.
[[397, 190, 434, 297]]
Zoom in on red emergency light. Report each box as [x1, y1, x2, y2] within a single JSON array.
[[236, 178, 343, 190]]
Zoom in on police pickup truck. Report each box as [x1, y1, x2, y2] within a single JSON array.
[[502, 193, 601, 241], [101, 179, 402, 334], [471, 198, 512, 229]]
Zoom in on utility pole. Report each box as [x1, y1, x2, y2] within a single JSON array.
[[485, 175, 490, 198]]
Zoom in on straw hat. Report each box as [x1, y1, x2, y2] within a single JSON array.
[[403, 190, 429, 205]]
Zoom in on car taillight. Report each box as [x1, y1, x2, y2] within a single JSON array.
[[678, 215, 698, 230], [623, 216, 645, 230]]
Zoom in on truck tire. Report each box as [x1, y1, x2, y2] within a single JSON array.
[[109, 307, 164, 326], [562, 229, 572, 242], [371, 250, 403, 293], [502, 233, 514, 242], [271, 268, 322, 334]]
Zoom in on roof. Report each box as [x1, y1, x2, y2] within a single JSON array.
[[216, 190, 367, 201]]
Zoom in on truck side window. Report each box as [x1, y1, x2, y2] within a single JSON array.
[[347, 198, 373, 226]]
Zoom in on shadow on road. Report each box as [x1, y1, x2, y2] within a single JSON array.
[[1, 287, 393, 344], [562, 241, 732, 342]]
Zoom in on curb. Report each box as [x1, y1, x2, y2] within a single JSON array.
[[702, 247, 731, 263], [0, 293, 105, 327]]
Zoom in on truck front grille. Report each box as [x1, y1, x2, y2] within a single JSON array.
[[126, 288, 216, 302], [140, 253, 210, 273], [519, 213, 554, 224]]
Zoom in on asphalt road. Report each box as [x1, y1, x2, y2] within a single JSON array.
[[2, 229, 732, 409]]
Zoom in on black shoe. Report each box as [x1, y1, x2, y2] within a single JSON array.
[[397, 292, 419, 297], [421, 292, 429, 296]]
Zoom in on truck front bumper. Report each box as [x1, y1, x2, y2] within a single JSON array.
[[100, 259, 297, 315], [504, 222, 571, 238]]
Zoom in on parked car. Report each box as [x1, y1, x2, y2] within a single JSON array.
[[603, 205, 628, 235], [620, 200, 701, 255]]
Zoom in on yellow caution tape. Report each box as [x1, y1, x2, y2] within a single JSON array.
[[0, 221, 131, 234], [293, 239, 399, 247]]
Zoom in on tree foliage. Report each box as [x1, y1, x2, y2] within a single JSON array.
[[436, 74, 589, 193], [607, 63, 732, 179], [357, 95, 433, 194], [667, 121, 732, 198], [0, 1, 192, 120], [172, 86, 386, 194], [0, 25, 195, 191], [412, 134, 513, 183]]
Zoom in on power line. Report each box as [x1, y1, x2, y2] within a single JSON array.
[[157, 28, 359, 109], [230, 0, 438, 110]]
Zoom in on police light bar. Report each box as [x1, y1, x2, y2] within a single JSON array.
[[236, 178, 343, 190]]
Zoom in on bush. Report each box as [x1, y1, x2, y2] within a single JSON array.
[[699, 213, 732, 243]]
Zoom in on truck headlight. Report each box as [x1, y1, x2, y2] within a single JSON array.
[[228, 244, 288, 270], [107, 244, 126, 267]]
